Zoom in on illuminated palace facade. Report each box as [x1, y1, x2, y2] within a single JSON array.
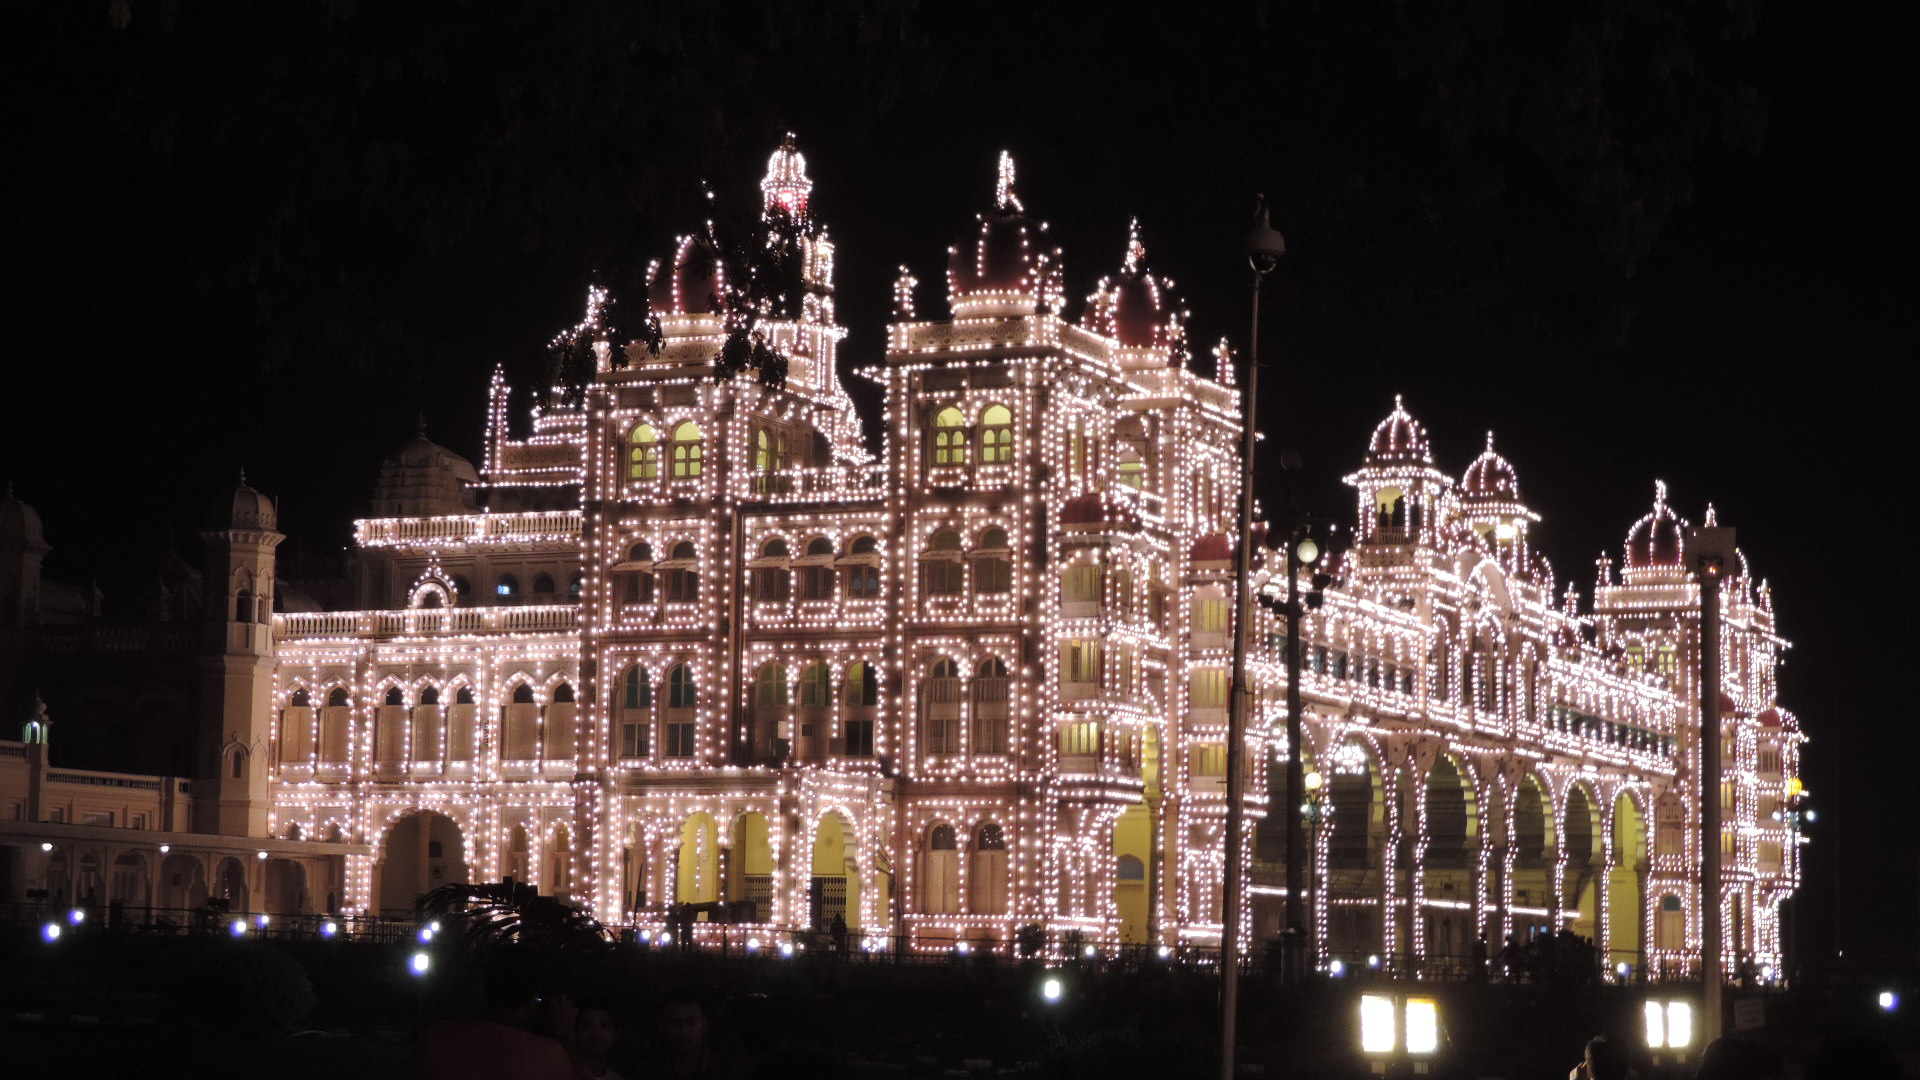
[[251, 142, 1800, 971]]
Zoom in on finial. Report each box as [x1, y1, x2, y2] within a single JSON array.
[[995, 151, 1022, 212], [780, 130, 797, 152], [1123, 217, 1144, 274], [1703, 503, 1718, 526], [1485, 430, 1496, 453], [416, 412, 428, 438], [237, 467, 247, 487], [1653, 479, 1668, 510], [1394, 393, 1405, 411]]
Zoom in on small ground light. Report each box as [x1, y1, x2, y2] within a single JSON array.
[[1329, 959, 1345, 977], [956, 941, 971, 955], [320, 921, 337, 938], [68, 908, 84, 925], [410, 951, 431, 976], [230, 919, 247, 937], [1616, 961, 1631, 980], [40, 842, 53, 852], [746, 937, 760, 952], [1359, 994, 1396, 1054], [256, 914, 270, 929], [1646, 1000, 1694, 1050], [1041, 976, 1064, 1003], [158, 844, 169, 854], [429, 920, 441, 933], [256, 850, 269, 860], [660, 932, 673, 946], [1368, 954, 1381, 970], [1879, 991, 1898, 1012], [1082, 944, 1096, 959], [1157, 944, 1172, 959], [779, 941, 795, 958], [635, 930, 651, 944], [42, 922, 61, 943], [1404, 998, 1439, 1055], [418, 926, 434, 942]]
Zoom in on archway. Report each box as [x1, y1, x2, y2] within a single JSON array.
[[215, 856, 250, 913], [1607, 793, 1647, 973], [157, 852, 207, 912], [1564, 785, 1601, 940], [1510, 774, 1556, 942], [110, 851, 150, 913], [265, 858, 309, 914], [811, 811, 858, 931], [75, 851, 106, 909], [375, 811, 468, 916], [1326, 749, 1386, 958], [547, 825, 575, 903], [675, 812, 719, 907], [1422, 756, 1478, 966], [727, 812, 774, 922], [1113, 803, 1152, 943]]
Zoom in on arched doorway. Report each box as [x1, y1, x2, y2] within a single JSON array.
[[1113, 803, 1151, 944], [110, 851, 150, 912], [375, 811, 468, 916], [811, 811, 858, 931], [1510, 775, 1556, 942], [1326, 748, 1385, 958], [675, 812, 719, 906], [1608, 793, 1647, 974], [548, 825, 574, 903], [727, 812, 773, 922], [75, 851, 106, 909], [157, 852, 207, 912], [265, 858, 309, 914], [1564, 785, 1600, 940], [215, 856, 250, 913]]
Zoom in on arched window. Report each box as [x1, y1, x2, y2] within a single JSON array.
[[922, 529, 964, 596], [456, 686, 475, 705], [1117, 445, 1145, 490], [1062, 562, 1101, 607], [553, 682, 575, 704], [619, 666, 651, 759], [672, 421, 704, 479], [755, 663, 790, 708], [972, 657, 1010, 755], [798, 662, 832, 708], [922, 823, 960, 913], [291, 689, 310, 708], [532, 573, 556, 597], [665, 541, 698, 604], [799, 537, 835, 600], [230, 749, 245, 779], [629, 424, 661, 480], [979, 404, 1013, 463], [624, 542, 655, 605], [843, 661, 877, 757], [420, 687, 440, 706], [922, 658, 962, 755], [755, 539, 791, 602], [664, 664, 696, 758], [753, 427, 788, 474], [970, 822, 1008, 914], [512, 684, 536, 705], [569, 571, 583, 598], [496, 574, 520, 602], [973, 527, 1011, 594], [385, 686, 406, 707], [930, 406, 968, 467], [234, 589, 252, 623], [328, 688, 350, 707], [846, 535, 881, 599]]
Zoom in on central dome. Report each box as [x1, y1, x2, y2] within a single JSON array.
[[1366, 396, 1432, 464], [1082, 221, 1186, 361], [947, 152, 1060, 315], [648, 232, 727, 316], [1623, 481, 1687, 569]]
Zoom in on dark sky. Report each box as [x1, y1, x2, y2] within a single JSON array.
[[6, 3, 1913, 963]]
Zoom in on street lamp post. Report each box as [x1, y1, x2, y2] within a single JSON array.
[[1684, 522, 1734, 1041], [1221, 196, 1285, 1080], [1304, 769, 1327, 968]]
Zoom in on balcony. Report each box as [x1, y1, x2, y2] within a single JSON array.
[[356, 510, 582, 550], [277, 604, 579, 640]]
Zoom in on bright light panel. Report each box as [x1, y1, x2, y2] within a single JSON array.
[[1405, 998, 1439, 1055], [1643, 1001, 1666, 1048], [1359, 994, 1397, 1054], [1665, 1001, 1693, 1049]]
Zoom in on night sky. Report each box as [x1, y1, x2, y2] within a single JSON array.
[[7, 3, 1912, 963]]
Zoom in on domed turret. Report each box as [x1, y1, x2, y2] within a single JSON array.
[[761, 132, 814, 219], [1366, 396, 1433, 465], [647, 232, 727, 317], [207, 472, 278, 533], [0, 485, 47, 548], [372, 422, 480, 518], [1623, 481, 1687, 571], [1082, 220, 1187, 364], [1461, 432, 1521, 501], [947, 152, 1062, 317]]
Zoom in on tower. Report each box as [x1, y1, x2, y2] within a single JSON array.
[[195, 474, 283, 836]]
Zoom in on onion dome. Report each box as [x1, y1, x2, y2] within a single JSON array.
[[372, 421, 480, 518], [0, 485, 47, 548], [1756, 706, 1784, 729], [1623, 480, 1687, 570], [948, 152, 1060, 315], [1190, 533, 1233, 563], [648, 231, 727, 316], [760, 132, 813, 219], [1366, 396, 1433, 465], [1082, 220, 1187, 361], [207, 471, 278, 532], [1461, 432, 1521, 501]]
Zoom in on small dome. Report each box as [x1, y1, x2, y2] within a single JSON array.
[[1624, 481, 1687, 570], [1461, 431, 1521, 501], [1190, 533, 1233, 563], [372, 425, 480, 518], [649, 232, 727, 315], [1366, 396, 1432, 464], [1756, 706, 1784, 729], [207, 474, 278, 532], [0, 486, 46, 547], [947, 152, 1058, 313], [1718, 691, 1738, 714], [1082, 221, 1186, 359]]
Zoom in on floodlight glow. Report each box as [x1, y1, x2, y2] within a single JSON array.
[[68, 908, 84, 925], [1616, 961, 1631, 979], [1082, 944, 1096, 959], [41, 922, 61, 943], [1665, 1002, 1693, 1049], [1643, 1001, 1666, 1049], [956, 941, 971, 955], [1359, 994, 1396, 1054], [40, 842, 52, 852], [746, 937, 761, 952], [1405, 998, 1439, 1054], [230, 919, 247, 937], [659, 932, 673, 945], [256, 914, 270, 929], [779, 941, 795, 958], [418, 926, 434, 942], [1879, 991, 1898, 1012], [1157, 945, 1172, 959], [429, 921, 441, 933], [256, 850, 269, 860], [1329, 959, 1345, 977], [158, 844, 170, 854], [1368, 954, 1381, 970], [1041, 976, 1064, 1003], [410, 951, 431, 976], [320, 921, 337, 938], [636, 930, 652, 944]]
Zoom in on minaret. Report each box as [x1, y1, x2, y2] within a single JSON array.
[[195, 472, 283, 837]]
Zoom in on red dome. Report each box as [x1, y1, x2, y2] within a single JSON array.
[[1461, 431, 1522, 500], [1366, 396, 1432, 464], [947, 152, 1057, 309], [1756, 706, 1784, 729], [1190, 533, 1233, 562], [1083, 222, 1185, 357], [649, 234, 726, 315], [1624, 481, 1687, 569], [1060, 495, 1104, 524], [1718, 691, 1738, 713]]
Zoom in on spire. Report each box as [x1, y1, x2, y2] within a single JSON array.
[[415, 412, 428, 438], [1653, 479, 1669, 512], [995, 150, 1023, 213], [1703, 502, 1718, 527], [1123, 217, 1145, 274], [1485, 430, 1496, 453], [237, 467, 247, 487]]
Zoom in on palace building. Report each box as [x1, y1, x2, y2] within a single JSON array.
[[1, 139, 1801, 975]]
